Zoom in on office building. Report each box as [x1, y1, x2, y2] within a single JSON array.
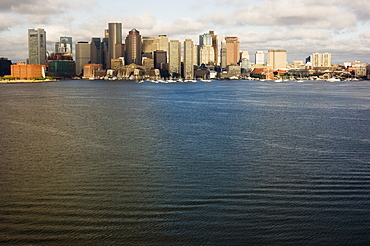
[[101, 38, 109, 69], [154, 50, 167, 69], [184, 39, 194, 79], [221, 37, 239, 68], [168, 40, 181, 76], [0, 58, 11, 77], [142, 36, 157, 58], [199, 45, 215, 65], [199, 33, 213, 65], [55, 36, 73, 55], [268, 50, 287, 70], [240, 51, 251, 71], [209, 31, 218, 65], [125, 28, 142, 65], [11, 64, 46, 79], [28, 28, 46, 65], [108, 23, 122, 68], [90, 37, 102, 65], [311, 52, 332, 67], [255, 51, 264, 65], [75, 42, 90, 76]]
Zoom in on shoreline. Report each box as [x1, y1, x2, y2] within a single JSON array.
[[0, 79, 58, 84]]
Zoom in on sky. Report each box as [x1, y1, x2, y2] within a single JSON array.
[[1, 0, 370, 64]]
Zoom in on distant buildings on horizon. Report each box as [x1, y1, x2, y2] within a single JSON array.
[[1, 23, 369, 80]]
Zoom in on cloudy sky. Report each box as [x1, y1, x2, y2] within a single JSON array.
[[1, 0, 370, 64]]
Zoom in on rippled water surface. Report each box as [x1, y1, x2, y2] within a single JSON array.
[[1, 80, 369, 245]]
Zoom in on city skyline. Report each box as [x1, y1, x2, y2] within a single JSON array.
[[1, 0, 370, 64]]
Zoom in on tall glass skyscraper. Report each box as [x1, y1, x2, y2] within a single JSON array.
[[108, 23, 122, 68], [28, 28, 46, 65]]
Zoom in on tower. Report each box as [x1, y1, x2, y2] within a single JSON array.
[[55, 36, 73, 55], [75, 42, 90, 76], [221, 36, 239, 68], [90, 37, 102, 65], [209, 31, 218, 65], [108, 23, 122, 68], [169, 40, 181, 76], [28, 28, 46, 65], [255, 51, 264, 65], [125, 28, 142, 65], [268, 50, 287, 70], [184, 39, 194, 79]]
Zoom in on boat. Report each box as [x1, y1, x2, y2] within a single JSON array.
[[274, 79, 283, 83], [296, 80, 304, 83], [327, 78, 341, 82]]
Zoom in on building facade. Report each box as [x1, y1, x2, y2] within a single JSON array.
[[55, 36, 73, 56], [255, 51, 264, 65], [311, 52, 332, 67], [221, 37, 239, 68], [90, 37, 102, 65], [108, 23, 122, 68], [75, 42, 91, 76], [184, 39, 194, 79], [28, 28, 46, 65], [209, 31, 218, 65], [268, 50, 287, 70], [125, 29, 142, 65], [168, 40, 181, 76]]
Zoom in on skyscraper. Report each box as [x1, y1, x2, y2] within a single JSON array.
[[268, 50, 287, 70], [255, 51, 264, 65], [154, 50, 167, 69], [75, 42, 90, 76], [199, 33, 213, 65], [311, 52, 332, 67], [199, 45, 215, 65], [55, 36, 73, 55], [125, 28, 142, 65], [108, 23, 122, 68], [184, 39, 194, 79], [28, 28, 46, 65], [90, 37, 102, 65], [221, 37, 239, 68], [169, 40, 181, 76], [209, 31, 218, 65]]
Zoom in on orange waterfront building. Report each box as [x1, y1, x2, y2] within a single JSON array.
[[10, 63, 46, 79]]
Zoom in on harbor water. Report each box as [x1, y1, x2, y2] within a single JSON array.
[[0, 80, 369, 245]]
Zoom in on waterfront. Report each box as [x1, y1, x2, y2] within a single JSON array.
[[0, 80, 369, 245]]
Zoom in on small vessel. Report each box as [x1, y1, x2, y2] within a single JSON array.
[[327, 78, 341, 82], [274, 79, 283, 83]]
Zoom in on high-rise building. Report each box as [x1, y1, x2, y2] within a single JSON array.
[[0, 58, 11, 77], [184, 39, 194, 79], [90, 37, 102, 65], [55, 36, 73, 55], [142, 36, 157, 58], [75, 41, 90, 76], [168, 40, 181, 76], [255, 51, 264, 65], [199, 45, 215, 65], [108, 23, 122, 68], [101, 38, 109, 69], [28, 28, 46, 65], [221, 37, 239, 68], [157, 35, 169, 54], [268, 50, 287, 70], [209, 31, 218, 65], [311, 52, 331, 67], [199, 33, 214, 65], [240, 51, 251, 71], [125, 28, 142, 65], [154, 50, 167, 69]]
